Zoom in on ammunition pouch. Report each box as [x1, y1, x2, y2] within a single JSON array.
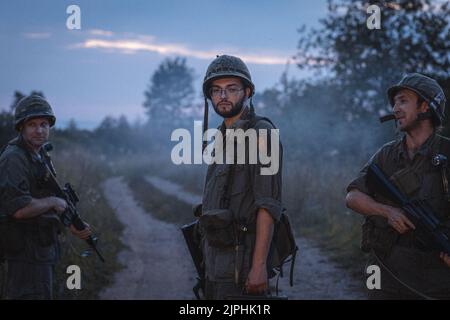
[[35, 216, 59, 247], [361, 215, 399, 258], [2, 215, 58, 256], [3, 221, 26, 255], [389, 167, 421, 197], [199, 209, 236, 249]]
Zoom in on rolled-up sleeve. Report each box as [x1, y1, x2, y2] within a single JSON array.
[[346, 146, 386, 196], [251, 120, 283, 222], [0, 154, 32, 216]]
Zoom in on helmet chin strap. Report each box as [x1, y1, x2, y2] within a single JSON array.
[[416, 110, 433, 121], [202, 97, 209, 152]]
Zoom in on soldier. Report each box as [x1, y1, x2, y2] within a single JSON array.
[[197, 55, 283, 299], [346, 73, 450, 299], [0, 94, 91, 299]]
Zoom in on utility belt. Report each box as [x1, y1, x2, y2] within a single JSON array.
[[199, 209, 251, 249]]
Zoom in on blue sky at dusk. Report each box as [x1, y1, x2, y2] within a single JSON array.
[[0, 0, 327, 128]]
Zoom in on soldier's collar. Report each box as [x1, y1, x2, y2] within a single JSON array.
[[220, 106, 253, 132], [13, 134, 44, 163], [398, 131, 438, 159]]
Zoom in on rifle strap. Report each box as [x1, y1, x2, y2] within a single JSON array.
[[372, 250, 435, 300], [0, 144, 7, 157]]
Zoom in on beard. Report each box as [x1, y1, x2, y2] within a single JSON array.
[[212, 96, 246, 118], [397, 115, 422, 132]]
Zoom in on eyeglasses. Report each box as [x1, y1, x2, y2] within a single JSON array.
[[210, 86, 244, 98]]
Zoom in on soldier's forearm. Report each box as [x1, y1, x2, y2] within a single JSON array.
[[13, 197, 55, 219], [345, 189, 390, 218], [252, 208, 274, 267]]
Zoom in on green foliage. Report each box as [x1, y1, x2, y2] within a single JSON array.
[[50, 147, 124, 299], [297, 0, 450, 121], [143, 57, 196, 124]]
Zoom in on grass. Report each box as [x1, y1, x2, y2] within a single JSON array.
[[46, 146, 125, 299], [126, 173, 195, 227], [105, 147, 372, 295]]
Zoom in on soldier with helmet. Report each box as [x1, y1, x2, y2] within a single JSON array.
[[196, 55, 283, 299], [0, 94, 91, 299], [346, 73, 450, 299]]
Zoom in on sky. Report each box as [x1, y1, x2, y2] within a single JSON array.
[[0, 0, 328, 129]]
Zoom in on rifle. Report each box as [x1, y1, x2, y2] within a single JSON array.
[[41, 143, 105, 263], [181, 220, 204, 299], [367, 163, 450, 254]]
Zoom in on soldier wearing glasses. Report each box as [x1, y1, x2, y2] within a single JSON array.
[[195, 55, 283, 299]]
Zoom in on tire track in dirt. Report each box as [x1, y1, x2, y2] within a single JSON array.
[[99, 177, 196, 299]]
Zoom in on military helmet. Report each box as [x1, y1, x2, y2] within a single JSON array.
[[203, 55, 255, 98], [387, 73, 447, 125], [14, 94, 56, 131]]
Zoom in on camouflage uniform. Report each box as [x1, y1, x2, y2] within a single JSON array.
[[200, 106, 283, 299], [347, 74, 450, 299], [0, 95, 59, 299]]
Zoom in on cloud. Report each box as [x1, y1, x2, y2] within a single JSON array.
[[73, 36, 290, 65], [22, 32, 51, 39], [88, 29, 114, 37]]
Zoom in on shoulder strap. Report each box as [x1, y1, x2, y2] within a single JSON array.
[[438, 135, 450, 157], [0, 144, 7, 157], [437, 136, 450, 204], [249, 115, 277, 130], [222, 165, 235, 210], [222, 114, 277, 209]]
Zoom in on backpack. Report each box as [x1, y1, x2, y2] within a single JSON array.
[[267, 208, 298, 288]]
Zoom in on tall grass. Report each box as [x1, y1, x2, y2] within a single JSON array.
[[46, 146, 124, 299]]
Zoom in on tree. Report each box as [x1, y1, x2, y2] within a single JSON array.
[[143, 57, 195, 123], [296, 0, 450, 121]]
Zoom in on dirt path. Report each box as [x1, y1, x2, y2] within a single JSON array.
[[144, 176, 366, 299], [99, 177, 196, 299], [100, 175, 366, 299]]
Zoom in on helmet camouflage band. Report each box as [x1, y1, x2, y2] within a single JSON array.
[[14, 94, 56, 131], [387, 73, 446, 125], [202, 55, 255, 98]]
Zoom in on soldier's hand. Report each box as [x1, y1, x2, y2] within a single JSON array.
[[70, 222, 92, 240], [245, 265, 268, 295], [440, 252, 450, 267], [385, 206, 415, 234], [50, 197, 68, 214]]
